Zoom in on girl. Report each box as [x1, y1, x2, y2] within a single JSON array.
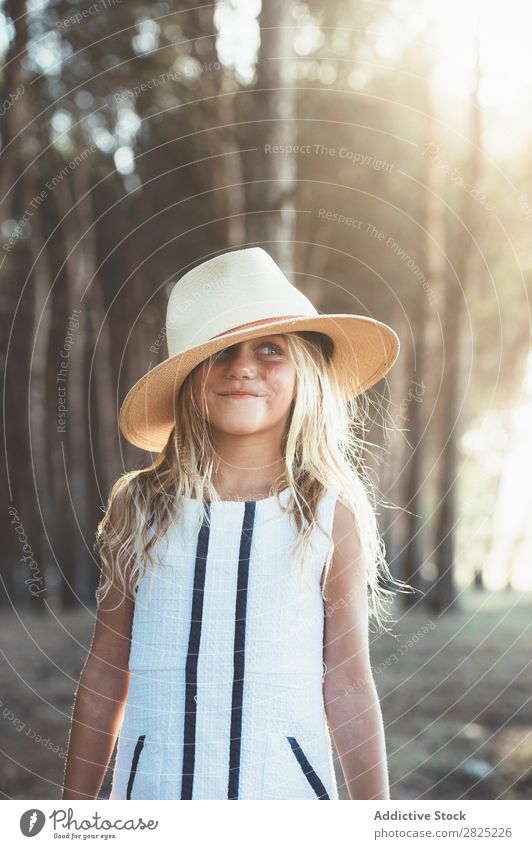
[[62, 246, 408, 801]]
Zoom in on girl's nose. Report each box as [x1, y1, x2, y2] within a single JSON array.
[[225, 350, 257, 378]]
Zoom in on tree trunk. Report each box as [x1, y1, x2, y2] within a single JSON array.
[[0, 0, 31, 607], [401, 59, 446, 610], [28, 204, 55, 610], [1, 0, 53, 611], [427, 29, 483, 613], [180, 0, 247, 249], [240, 0, 297, 272], [52, 158, 92, 606], [73, 165, 121, 505]]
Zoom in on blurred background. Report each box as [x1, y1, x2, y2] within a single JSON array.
[[1, 0, 531, 800]]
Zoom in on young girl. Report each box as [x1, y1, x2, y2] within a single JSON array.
[[62, 246, 407, 801]]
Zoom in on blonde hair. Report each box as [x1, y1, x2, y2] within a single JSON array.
[[95, 331, 413, 633]]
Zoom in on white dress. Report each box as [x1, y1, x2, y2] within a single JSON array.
[[109, 485, 340, 800]]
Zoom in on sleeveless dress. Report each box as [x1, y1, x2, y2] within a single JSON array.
[[109, 485, 340, 800]]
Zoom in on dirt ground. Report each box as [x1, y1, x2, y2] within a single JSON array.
[[0, 587, 531, 800]]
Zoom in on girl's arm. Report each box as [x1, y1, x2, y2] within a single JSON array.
[[322, 499, 390, 800], [62, 498, 134, 800]]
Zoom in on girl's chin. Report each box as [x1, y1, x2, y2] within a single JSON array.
[[209, 417, 270, 434]]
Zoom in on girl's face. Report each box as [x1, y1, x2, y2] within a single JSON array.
[[192, 334, 296, 437]]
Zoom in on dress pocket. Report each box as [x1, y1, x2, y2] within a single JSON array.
[[114, 730, 162, 800], [286, 735, 330, 799], [261, 731, 331, 800], [126, 734, 146, 799]]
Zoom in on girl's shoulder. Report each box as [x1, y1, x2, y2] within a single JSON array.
[[313, 484, 344, 533], [322, 484, 355, 535], [321, 483, 344, 509]]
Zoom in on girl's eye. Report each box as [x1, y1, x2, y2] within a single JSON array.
[[260, 344, 282, 355]]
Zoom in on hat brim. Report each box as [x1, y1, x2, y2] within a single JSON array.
[[119, 314, 400, 452]]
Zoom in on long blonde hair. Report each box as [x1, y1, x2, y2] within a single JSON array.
[[95, 330, 413, 633]]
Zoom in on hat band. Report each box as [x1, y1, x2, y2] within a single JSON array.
[[210, 315, 306, 340]]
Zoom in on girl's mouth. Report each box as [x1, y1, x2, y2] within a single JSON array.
[[221, 393, 259, 399]]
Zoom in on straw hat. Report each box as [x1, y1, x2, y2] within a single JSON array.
[[119, 247, 400, 451]]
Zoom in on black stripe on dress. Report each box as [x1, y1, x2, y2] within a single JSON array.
[[227, 500, 256, 799], [181, 501, 211, 799]]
